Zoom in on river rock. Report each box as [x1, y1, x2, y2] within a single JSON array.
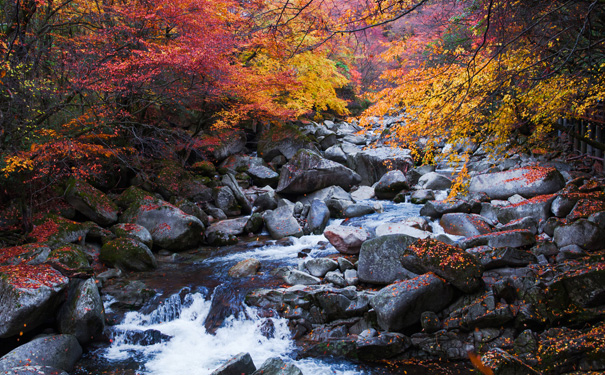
[[154, 162, 213, 202], [419, 199, 471, 218], [303, 258, 338, 277], [589, 211, 605, 228], [374, 170, 409, 199], [283, 269, 321, 285], [0, 334, 82, 372], [209, 130, 247, 161], [100, 237, 157, 271], [567, 199, 605, 221], [343, 203, 376, 218], [417, 172, 452, 190], [276, 149, 361, 194], [110, 223, 153, 248], [323, 225, 370, 254], [0, 264, 69, 338], [251, 357, 302, 375], [254, 190, 278, 211], [358, 234, 419, 284], [228, 259, 261, 278], [444, 291, 515, 330], [58, 278, 105, 344], [304, 199, 330, 235], [401, 238, 484, 293], [469, 166, 565, 200], [120, 197, 204, 251], [64, 178, 119, 226], [374, 223, 431, 238], [297, 185, 352, 205], [222, 173, 253, 214], [498, 217, 539, 234], [45, 244, 92, 276], [553, 219, 605, 251], [481, 349, 541, 375], [410, 190, 435, 204], [459, 229, 536, 250], [324, 144, 348, 164], [324, 270, 347, 287], [439, 213, 492, 237], [0, 243, 51, 266], [214, 186, 240, 216], [246, 165, 279, 187], [496, 194, 556, 224], [356, 332, 412, 361], [206, 217, 249, 237], [371, 273, 455, 331], [344, 269, 359, 286], [469, 246, 536, 270], [351, 147, 414, 185], [351, 186, 375, 201], [210, 352, 256, 375], [263, 205, 303, 239]]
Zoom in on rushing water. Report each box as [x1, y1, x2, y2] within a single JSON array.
[[74, 201, 472, 375]]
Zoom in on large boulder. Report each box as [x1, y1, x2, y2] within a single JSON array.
[[222, 173, 253, 214], [154, 161, 212, 202], [276, 149, 361, 194], [247, 165, 279, 187], [420, 199, 471, 218], [417, 172, 452, 190], [496, 195, 556, 224], [251, 357, 303, 375], [374, 223, 431, 238], [210, 352, 256, 375], [257, 122, 318, 161], [64, 178, 119, 226], [206, 217, 249, 237], [374, 170, 409, 200], [120, 197, 204, 251], [351, 147, 414, 185], [358, 234, 419, 284], [370, 273, 455, 331], [0, 335, 82, 373], [46, 244, 92, 276], [304, 199, 330, 234], [262, 205, 303, 239], [401, 238, 484, 293], [469, 166, 565, 200], [0, 243, 51, 266], [458, 229, 536, 250], [100, 237, 157, 271], [440, 213, 492, 237], [58, 278, 105, 344], [324, 225, 370, 254], [0, 264, 69, 338], [110, 223, 153, 248], [554, 219, 605, 251]]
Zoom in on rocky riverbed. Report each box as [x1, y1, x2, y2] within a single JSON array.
[[0, 118, 604, 375]]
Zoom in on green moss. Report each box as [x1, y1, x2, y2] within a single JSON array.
[[100, 237, 157, 271], [47, 244, 91, 274], [116, 186, 155, 209]]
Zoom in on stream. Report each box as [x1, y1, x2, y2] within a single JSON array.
[[73, 200, 475, 375]]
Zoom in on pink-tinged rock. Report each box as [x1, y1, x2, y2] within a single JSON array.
[[440, 213, 492, 237], [324, 225, 370, 254], [469, 166, 565, 200]]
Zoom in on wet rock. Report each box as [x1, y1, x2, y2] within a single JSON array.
[[228, 259, 261, 278], [154, 161, 213, 202], [251, 357, 302, 375], [401, 238, 484, 293], [440, 213, 492, 237], [567, 199, 605, 221], [536, 325, 605, 373], [546, 258, 605, 308], [303, 258, 338, 277], [175, 199, 211, 227], [244, 213, 264, 234], [324, 270, 347, 287], [343, 203, 376, 218], [374, 223, 431, 238], [297, 185, 352, 205], [417, 172, 452, 190], [374, 170, 409, 199], [315, 287, 373, 321], [496, 194, 555, 224], [276, 149, 361, 194], [589, 211, 605, 228], [324, 144, 348, 164], [469, 166, 565, 200], [468, 246, 536, 270], [207, 130, 247, 162], [0, 334, 82, 372], [120, 197, 204, 251], [100, 237, 157, 272], [64, 178, 119, 226], [419, 199, 471, 218], [45, 243, 92, 277], [371, 273, 455, 331], [351, 186, 375, 201], [459, 230, 536, 250], [356, 332, 412, 361], [110, 223, 153, 248], [263, 205, 303, 240], [29, 215, 96, 249], [351, 147, 414, 185], [410, 190, 435, 204], [304, 199, 330, 235], [210, 352, 256, 375], [283, 269, 321, 285], [58, 278, 105, 344], [358, 234, 418, 284], [323, 225, 370, 254], [0, 264, 68, 338], [553, 219, 605, 250]]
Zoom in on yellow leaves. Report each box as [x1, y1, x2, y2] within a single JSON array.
[[2, 156, 34, 178]]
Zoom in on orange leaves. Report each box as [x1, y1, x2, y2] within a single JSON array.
[[468, 351, 495, 375]]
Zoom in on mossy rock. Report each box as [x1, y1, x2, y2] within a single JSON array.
[[46, 244, 92, 276], [64, 178, 119, 227], [110, 223, 153, 248], [29, 215, 97, 250], [190, 160, 217, 177], [257, 122, 318, 162], [116, 186, 155, 209], [0, 243, 51, 266], [100, 237, 157, 272]]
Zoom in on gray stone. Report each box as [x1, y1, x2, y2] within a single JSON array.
[[374, 170, 409, 199], [303, 258, 338, 277], [371, 273, 455, 331], [343, 203, 376, 218], [111, 223, 153, 248], [496, 195, 555, 224], [410, 190, 435, 204], [228, 259, 261, 278], [356, 332, 412, 361], [263, 205, 303, 240], [358, 234, 419, 284], [459, 230, 536, 250], [417, 172, 452, 190], [0, 335, 82, 372], [498, 217, 539, 234], [304, 199, 330, 235], [210, 352, 256, 375], [247, 165, 279, 188], [351, 147, 414, 185], [206, 217, 249, 237], [324, 270, 347, 287], [469, 246, 536, 270], [420, 199, 471, 218], [58, 278, 104, 344], [469, 167, 565, 199], [351, 186, 375, 201], [439, 213, 492, 237], [297, 185, 352, 205], [222, 174, 253, 214], [588, 211, 605, 228], [0, 265, 69, 338], [254, 191, 278, 212], [0, 366, 68, 375], [283, 269, 321, 285], [374, 223, 431, 238], [554, 219, 605, 250], [324, 144, 348, 164], [421, 311, 442, 333], [324, 225, 370, 254], [64, 178, 119, 226], [344, 269, 359, 286], [251, 357, 303, 375], [338, 257, 355, 272], [100, 238, 157, 272], [276, 150, 361, 194]]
